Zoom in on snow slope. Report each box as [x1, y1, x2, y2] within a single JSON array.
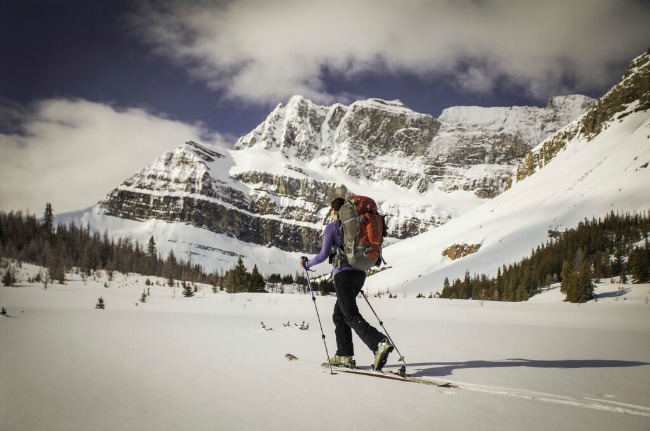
[[365, 108, 650, 296], [1, 264, 649, 431]]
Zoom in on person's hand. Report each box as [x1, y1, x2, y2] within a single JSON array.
[[300, 256, 309, 268]]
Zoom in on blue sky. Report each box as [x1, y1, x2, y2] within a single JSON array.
[[1, 0, 649, 213]]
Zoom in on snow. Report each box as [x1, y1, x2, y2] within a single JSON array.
[[58, 205, 307, 277], [2, 263, 649, 430], [366, 109, 650, 295]]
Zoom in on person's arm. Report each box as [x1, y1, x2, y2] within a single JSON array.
[[303, 223, 336, 269]]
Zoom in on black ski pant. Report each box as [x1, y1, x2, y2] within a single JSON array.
[[333, 270, 385, 357]]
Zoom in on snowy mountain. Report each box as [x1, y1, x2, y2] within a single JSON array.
[[365, 49, 650, 296], [59, 91, 593, 275], [235, 94, 594, 199]]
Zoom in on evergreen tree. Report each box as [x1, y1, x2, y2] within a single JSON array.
[[147, 236, 157, 256], [593, 250, 603, 282], [0, 210, 217, 286], [95, 297, 105, 309], [42, 203, 55, 240], [146, 236, 157, 275], [249, 265, 266, 292], [565, 272, 580, 303], [225, 257, 249, 293], [515, 283, 528, 301], [182, 281, 195, 297], [629, 243, 650, 283], [49, 251, 66, 284], [2, 268, 16, 286], [577, 261, 594, 303], [440, 276, 453, 298], [560, 259, 571, 293]]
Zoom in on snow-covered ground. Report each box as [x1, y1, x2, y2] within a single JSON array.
[[2, 263, 649, 431]]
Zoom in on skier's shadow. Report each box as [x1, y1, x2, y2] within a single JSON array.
[[403, 358, 650, 378]]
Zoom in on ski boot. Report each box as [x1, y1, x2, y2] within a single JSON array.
[[329, 354, 355, 368], [372, 339, 393, 371]]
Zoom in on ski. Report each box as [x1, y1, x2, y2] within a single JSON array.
[[284, 353, 457, 388], [320, 363, 459, 388]]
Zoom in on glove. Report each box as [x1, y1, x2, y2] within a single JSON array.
[[300, 256, 309, 269]]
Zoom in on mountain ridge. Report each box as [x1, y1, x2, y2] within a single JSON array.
[[510, 48, 650, 187], [58, 86, 606, 276]]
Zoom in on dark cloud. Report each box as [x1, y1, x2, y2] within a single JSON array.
[[128, 0, 650, 104]]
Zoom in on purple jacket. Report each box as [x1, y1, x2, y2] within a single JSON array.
[[305, 221, 357, 275]]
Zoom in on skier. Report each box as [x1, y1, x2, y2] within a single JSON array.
[[300, 197, 393, 371]]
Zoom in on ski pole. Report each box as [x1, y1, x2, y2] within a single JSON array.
[[360, 290, 407, 367], [302, 257, 334, 375]]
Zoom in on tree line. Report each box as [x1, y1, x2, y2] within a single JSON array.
[[440, 211, 650, 303], [0, 204, 315, 293]]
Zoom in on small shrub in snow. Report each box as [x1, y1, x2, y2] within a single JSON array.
[[182, 281, 194, 297], [95, 297, 105, 309], [2, 268, 16, 286]]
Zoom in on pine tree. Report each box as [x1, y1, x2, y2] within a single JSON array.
[[560, 259, 572, 293], [593, 250, 603, 282], [515, 283, 528, 301], [2, 268, 15, 286], [565, 272, 580, 302], [182, 281, 194, 297], [42, 203, 55, 240], [629, 243, 650, 283], [146, 236, 157, 276], [577, 261, 594, 303], [225, 257, 249, 293], [250, 265, 266, 292], [147, 236, 156, 256], [440, 277, 449, 297], [49, 251, 66, 284]]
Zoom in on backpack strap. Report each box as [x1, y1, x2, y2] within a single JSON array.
[[329, 220, 347, 267]]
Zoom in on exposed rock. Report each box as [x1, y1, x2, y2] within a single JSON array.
[[443, 244, 482, 260]]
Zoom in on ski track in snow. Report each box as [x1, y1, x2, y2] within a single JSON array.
[[299, 356, 650, 418], [441, 379, 650, 418]]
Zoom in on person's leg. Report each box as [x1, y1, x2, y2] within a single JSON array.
[[333, 298, 354, 356], [334, 271, 385, 352]]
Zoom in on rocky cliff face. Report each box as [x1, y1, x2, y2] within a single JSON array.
[[101, 141, 340, 253], [510, 48, 650, 187], [236, 95, 594, 198], [98, 95, 593, 254]]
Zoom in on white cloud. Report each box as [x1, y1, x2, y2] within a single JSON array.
[[0, 98, 223, 214], [454, 67, 497, 95], [128, 0, 650, 105]]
